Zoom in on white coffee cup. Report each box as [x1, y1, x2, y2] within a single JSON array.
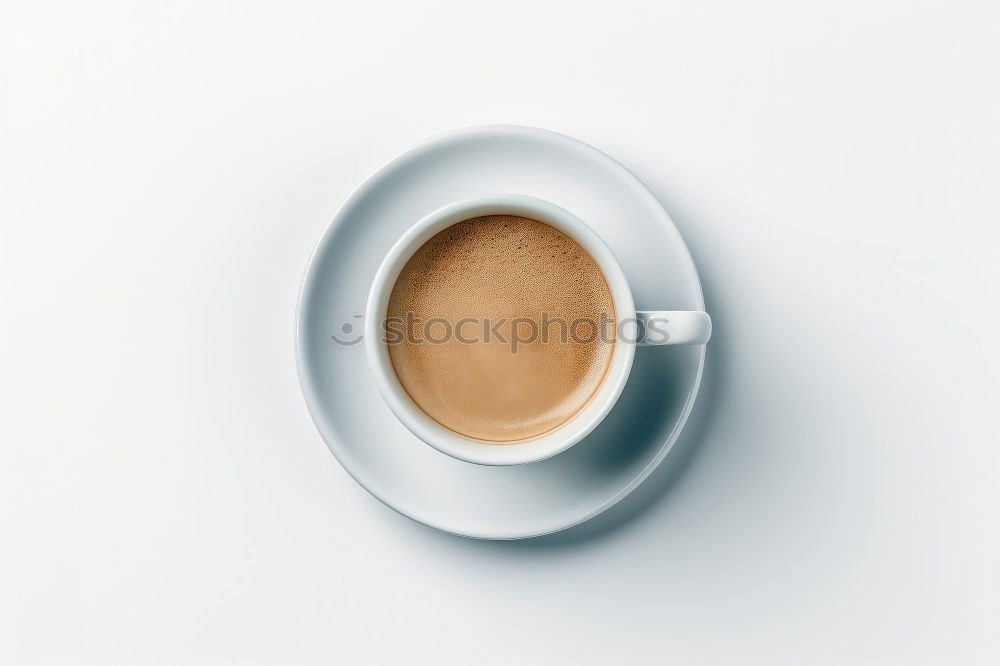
[[364, 194, 711, 466]]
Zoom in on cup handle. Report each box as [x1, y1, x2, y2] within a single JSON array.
[[636, 311, 712, 345]]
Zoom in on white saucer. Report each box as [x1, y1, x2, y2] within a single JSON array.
[[296, 125, 707, 539]]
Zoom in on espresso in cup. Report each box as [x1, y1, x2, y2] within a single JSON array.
[[385, 215, 615, 443]]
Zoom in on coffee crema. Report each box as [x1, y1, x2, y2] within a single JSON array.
[[386, 215, 615, 443]]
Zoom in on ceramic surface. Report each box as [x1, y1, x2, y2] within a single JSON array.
[[296, 125, 707, 539]]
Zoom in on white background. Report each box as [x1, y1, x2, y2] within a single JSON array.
[[2, 1, 998, 663]]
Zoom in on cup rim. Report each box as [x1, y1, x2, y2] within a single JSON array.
[[364, 193, 637, 466]]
